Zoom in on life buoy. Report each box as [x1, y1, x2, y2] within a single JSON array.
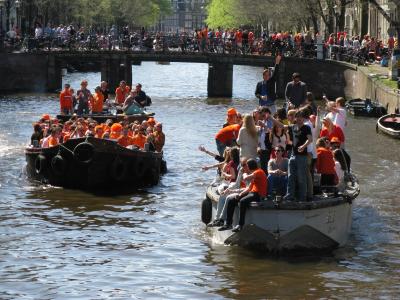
[[34, 154, 47, 175], [73, 142, 94, 164], [51, 155, 66, 176], [111, 158, 128, 182], [201, 198, 212, 225]]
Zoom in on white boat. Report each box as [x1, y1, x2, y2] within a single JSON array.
[[202, 176, 360, 254]]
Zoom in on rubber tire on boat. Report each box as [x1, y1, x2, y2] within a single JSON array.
[[73, 142, 94, 164], [51, 155, 66, 176], [134, 159, 147, 179], [201, 198, 213, 225], [111, 158, 128, 182], [34, 154, 47, 175]]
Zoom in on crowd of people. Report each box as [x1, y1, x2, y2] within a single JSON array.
[[31, 113, 165, 152], [59, 80, 150, 116], [201, 55, 351, 232], [30, 78, 163, 152]]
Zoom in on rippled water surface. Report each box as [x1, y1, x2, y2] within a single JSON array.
[[1, 62, 400, 299]]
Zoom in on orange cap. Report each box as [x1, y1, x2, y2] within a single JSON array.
[[111, 123, 123, 132], [147, 117, 156, 125], [41, 114, 50, 121], [227, 108, 237, 116], [330, 137, 341, 144]]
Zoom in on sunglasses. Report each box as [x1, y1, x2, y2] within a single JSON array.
[[275, 149, 283, 153]]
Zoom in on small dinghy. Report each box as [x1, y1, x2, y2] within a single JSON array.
[[202, 175, 360, 254], [376, 114, 400, 138], [346, 98, 387, 117]]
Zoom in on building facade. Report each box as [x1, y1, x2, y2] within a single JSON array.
[[154, 0, 208, 33]]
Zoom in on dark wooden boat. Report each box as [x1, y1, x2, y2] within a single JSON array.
[[56, 112, 155, 124], [346, 98, 387, 117], [376, 114, 400, 138], [25, 137, 166, 191]]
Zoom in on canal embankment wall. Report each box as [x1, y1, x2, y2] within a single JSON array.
[[0, 53, 399, 112]]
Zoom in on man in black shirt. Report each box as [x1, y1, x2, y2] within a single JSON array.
[[284, 110, 313, 202], [134, 83, 150, 107]]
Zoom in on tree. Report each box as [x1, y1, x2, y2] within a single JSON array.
[[206, 0, 242, 28]]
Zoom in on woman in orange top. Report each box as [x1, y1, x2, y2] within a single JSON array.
[[316, 138, 336, 186], [131, 127, 147, 149], [60, 83, 73, 114], [48, 127, 61, 147], [114, 81, 131, 105], [91, 86, 104, 114]]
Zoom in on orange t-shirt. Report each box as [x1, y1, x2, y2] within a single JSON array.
[[215, 124, 241, 144], [249, 169, 268, 197], [316, 147, 336, 175], [131, 134, 147, 149], [60, 90, 73, 110], [92, 92, 104, 113], [115, 86, 131, 104], [118, 135, 133, 147], [48, 136, 59, 147], [110, 131, 121, 140]]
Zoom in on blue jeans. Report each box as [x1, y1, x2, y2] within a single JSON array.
[[215, 139, 234, 157], [286, 154, 308, 201], [268, 174, 288, 196]]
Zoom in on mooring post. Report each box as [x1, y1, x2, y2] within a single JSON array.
[[207, 62, 233, 97]]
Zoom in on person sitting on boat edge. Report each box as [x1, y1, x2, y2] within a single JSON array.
[[151, 122, 165, 152], [31, 123, 43, 147], [134, 83, 151, 107], [123, 90, 145, 115], [219, 158, 268, 232], [208, 157, 249, 227], [267, 146, 288, 196], [115, 80, 131, 106]]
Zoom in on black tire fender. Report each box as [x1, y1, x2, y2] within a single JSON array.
[[201, 198, 213, 225], [111, 158, 128, 182], [34, 154, 47, 175], [51, 155, 67, 176], [73, 142, 94, 164]]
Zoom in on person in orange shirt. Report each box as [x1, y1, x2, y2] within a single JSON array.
[[60, 84, 73, 115], [109, 123, 123, 139], [131, 127, 147, 149], [48, 127, 61, 147], [91, 86, 104, 114], [316, 138, 336, 186], [215, 123, 241, 156], [220, 159, 268, 232], [117, 127, 134, 147], [114, 81, 131, 105]]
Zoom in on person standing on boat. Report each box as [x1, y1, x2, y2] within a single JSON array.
[[76, 80, 92, 115], [60, 84, 73, 115], [91, 86, 104, 114], [219, 158, 267, 232], [268, 146, 288, 196], [237, 114, 258, 160], [115, 81, 131, 106], [100, 81, 110, 102], [255, 54, 282, 114], [215, 123, 241, 156], [285, 73, 307, 109], [284, 110, 313, 202]]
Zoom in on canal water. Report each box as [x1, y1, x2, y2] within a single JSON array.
[[0, 62, 400, 299]]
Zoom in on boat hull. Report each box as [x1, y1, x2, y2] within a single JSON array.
[[205, 186, 353, 254], [25, 137, 165, 191], [377, 114, 400, 139], [346, 98, 387, 117]]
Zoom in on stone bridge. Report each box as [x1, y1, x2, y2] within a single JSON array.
[[0, 51, 358, 99]]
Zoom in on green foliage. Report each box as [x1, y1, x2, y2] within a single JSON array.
[[206, 0, 242, 28], [32, 0, 172, 27]]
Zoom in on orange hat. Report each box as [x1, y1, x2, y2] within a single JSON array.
[[41, 114, 51, 121], [111, 123, 123, 132], [95, 125, 103, 132], [330, 137, 341, 144], [227, 108, 237, 116], [147, 117, 156, 125]]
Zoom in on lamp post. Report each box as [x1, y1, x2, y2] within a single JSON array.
[[15, 0, 20, 32], [0, 0, 4, 50]]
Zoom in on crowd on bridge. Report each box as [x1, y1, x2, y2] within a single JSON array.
[[2, 22, 396, 65], [201, 54, 351, 232]]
